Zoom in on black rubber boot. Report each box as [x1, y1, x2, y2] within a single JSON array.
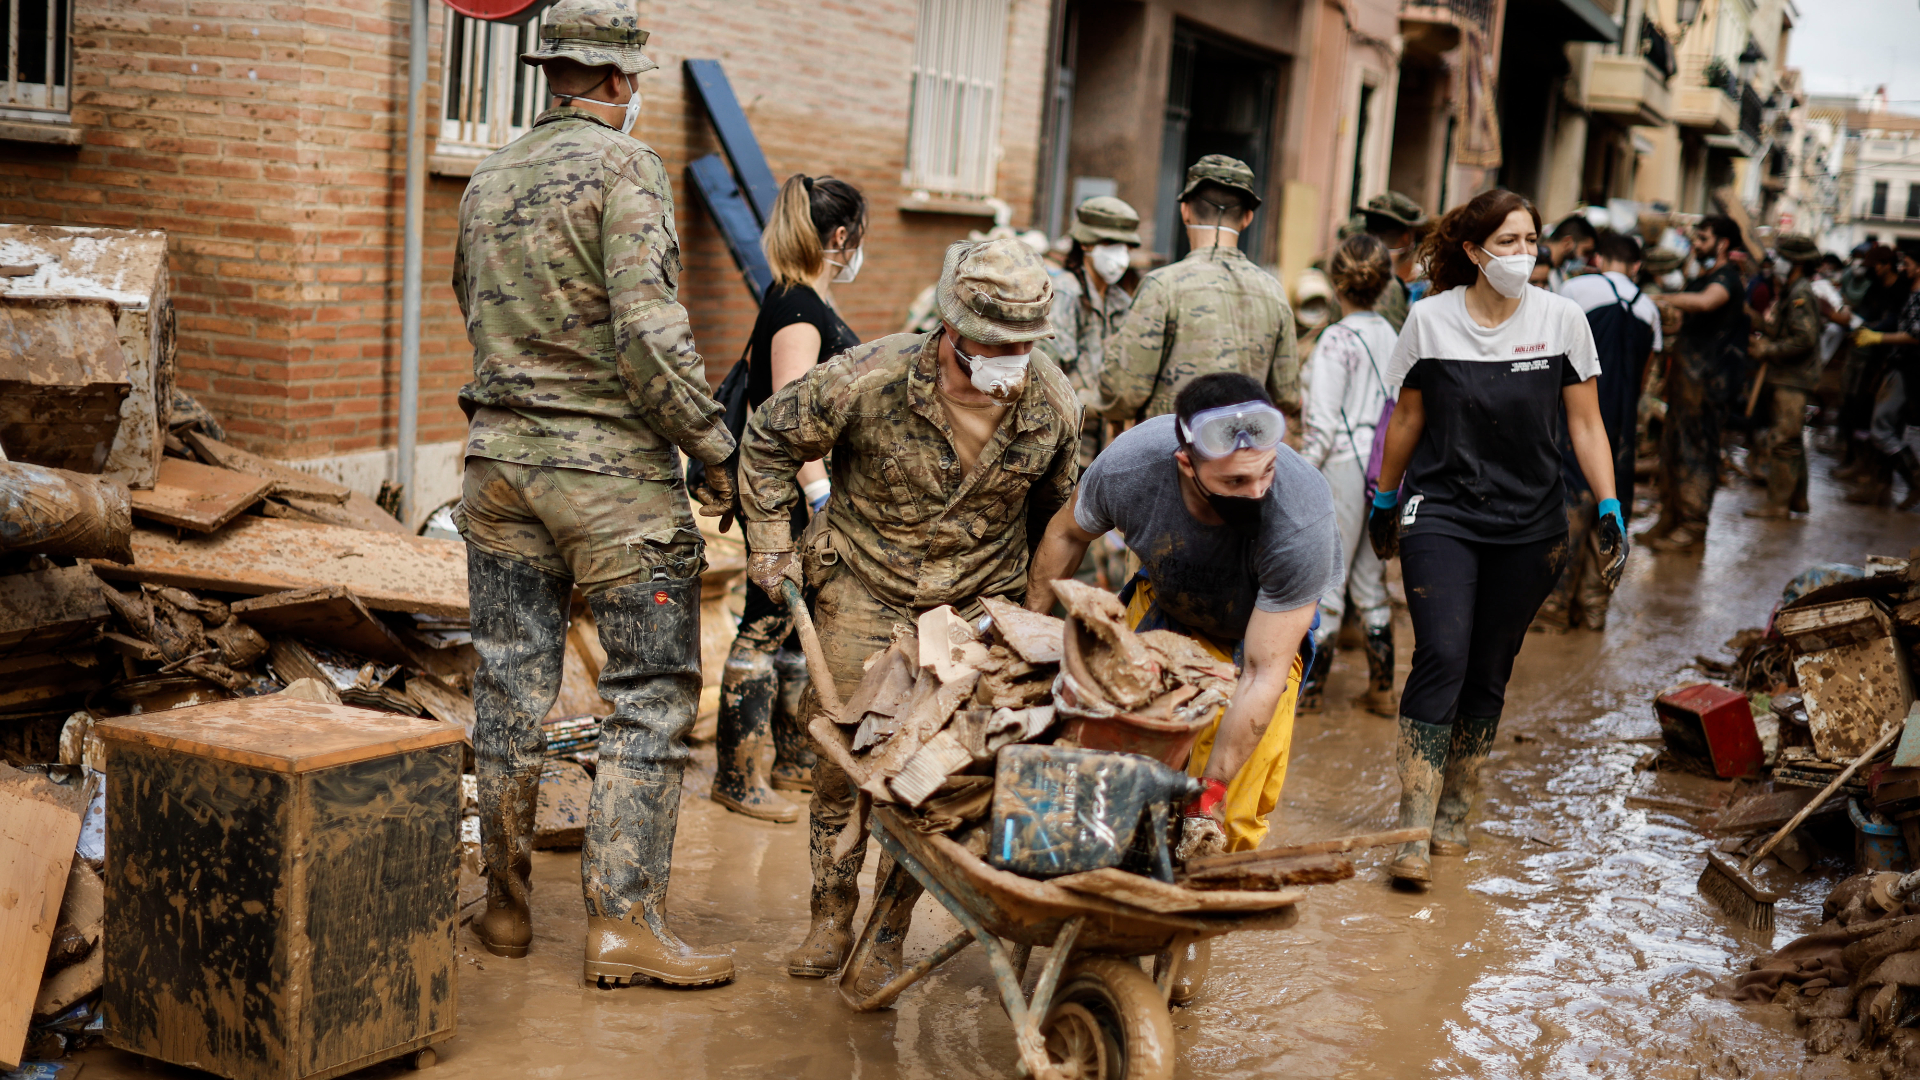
[[468, 546, 572, 958], [1359, 625, 1396, 718], [1297, 641, 1332, 714], [1389, 716, 1450, 889], [769, 645, 817, 793], [710, 643, 798, 822], [1894, 446, 1920, 511], [582, 574, 733, 989], [1432, 714, 1499, 856]]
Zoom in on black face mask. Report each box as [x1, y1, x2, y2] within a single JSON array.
[[1190, 467, 1264, 528]]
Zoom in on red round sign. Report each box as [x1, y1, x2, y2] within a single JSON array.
[[443, 0, 544, 22]]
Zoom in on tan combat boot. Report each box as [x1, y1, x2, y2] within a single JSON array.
[[584, 914, 735, 988]]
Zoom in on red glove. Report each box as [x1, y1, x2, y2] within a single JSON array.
[[1184, 778, 1228, 819]]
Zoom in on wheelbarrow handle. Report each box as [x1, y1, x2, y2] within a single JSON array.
[[781, 579, 842, 714]]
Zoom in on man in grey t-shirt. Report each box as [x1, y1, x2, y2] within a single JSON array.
[[1027, 373, 1340, 834], [1026, 372, 1338, 1001]]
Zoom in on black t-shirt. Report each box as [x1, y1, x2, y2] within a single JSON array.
[[1386, 286, 1600, 543], [748, 283, 859, 406], [1679, 260, 1746, 350]]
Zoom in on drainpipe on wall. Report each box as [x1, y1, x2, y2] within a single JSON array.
[[397, 0, 429, 529]]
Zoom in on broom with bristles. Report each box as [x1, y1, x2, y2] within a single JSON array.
[[1699, 722, 1904, 934]]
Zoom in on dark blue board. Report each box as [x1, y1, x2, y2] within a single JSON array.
[[685, 152, 772, 302], [684, 58, 782, 228]]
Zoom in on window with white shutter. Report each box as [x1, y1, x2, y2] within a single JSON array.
[[904, 0, 1009, 199], [439, 8, 551, 159], [0, 0, 71, 122]]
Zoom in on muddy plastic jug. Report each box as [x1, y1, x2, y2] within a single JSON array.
[[987, 744, 1203, 881]]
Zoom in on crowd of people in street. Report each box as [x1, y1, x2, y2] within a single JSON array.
[[448, 0, 1918, 1001]]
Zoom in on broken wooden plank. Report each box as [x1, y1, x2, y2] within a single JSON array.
[[1180, 853, 1355, 890], [980, 595, 1063, 664], [0, 564, 108, 652], [407, 675, 474, 742], [263, 489, 410, 536], [533, 759, 592, 850], [1710, 785, 1845, 835], [1050, 867, 1305, 914], [127, 457, 271, 532], [229, 586, 417, 667], [0, 764, 91, 1068], [93, 516, 467, 618], [181, 431, 351, 504], [1184, 827, 1431, 873]]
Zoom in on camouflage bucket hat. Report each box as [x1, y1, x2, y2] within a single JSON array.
[[1178, 154, 1262, 210], [1069, 196, 1141, 246], [936, 239, 1055, 345], [1361, 191, 1427, 230], [1775, 233, 1822, 264], [1643, 247, 1685, 274], [520, 0, 657, 75]]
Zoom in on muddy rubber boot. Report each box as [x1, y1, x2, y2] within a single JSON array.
[[847, 858, 925, 999], [709, 643, 799, 822], [1297, 643, 1332, 714], [1431, 714, 1499, 857], [467, 546, 573, 959], [769, 646, 816, 793], [1744, 455, 1800, 518], [1358, 625, 1397, 718], [1893, 447, 1920, 511], [789, 804, 861, 978], [1388, 716, 1449, 889], [1168, 939, 1211, 1005], [474, 768, 540, 957], [1645, 524, 1705, 553], [582, 767, 734, 987], [583, 574, 733, 989]]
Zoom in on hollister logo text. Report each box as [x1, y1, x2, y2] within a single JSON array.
[[1510, 359, 1550, 372], [1513, 342, 1547, 354]]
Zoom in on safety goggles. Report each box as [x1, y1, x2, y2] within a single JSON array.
[[1177, 402, 1287, 460]]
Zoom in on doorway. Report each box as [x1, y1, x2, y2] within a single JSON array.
[[1154, 24, 1282, 264]]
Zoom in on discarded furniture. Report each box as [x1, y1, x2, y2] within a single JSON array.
[[0, 765, 91, 1069], [98, 698, 463, 1080], [1655, 683, 1765, 778], [0, 302, 130, 474], [1778, 599, 1915, 762]]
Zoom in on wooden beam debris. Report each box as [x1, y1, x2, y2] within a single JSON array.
[[128, 457, 272, 533]]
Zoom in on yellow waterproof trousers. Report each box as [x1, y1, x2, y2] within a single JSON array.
[[1124, 581, 1302, 852]]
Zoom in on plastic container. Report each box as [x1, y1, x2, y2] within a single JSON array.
[[987, 744, 1201, 880], [1849, 797, 1911, 872]]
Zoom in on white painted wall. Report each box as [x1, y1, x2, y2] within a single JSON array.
[[284, 440, 464, 532]]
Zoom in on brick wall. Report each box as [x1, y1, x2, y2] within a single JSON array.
[[0, 0, 1051, 465]]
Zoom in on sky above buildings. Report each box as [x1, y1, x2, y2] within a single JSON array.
[[1791, 0, 1920, 107]]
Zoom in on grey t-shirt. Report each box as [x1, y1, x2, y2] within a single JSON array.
[[1073, 415, 1343, 642]]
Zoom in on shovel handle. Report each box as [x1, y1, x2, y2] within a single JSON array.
[[1742, 722, 1903, 872], [782, 579, 842, 714]]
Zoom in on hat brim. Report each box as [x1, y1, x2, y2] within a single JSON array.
[[1069, 223, 1142, 247], [1361, 208, 1424, 231], [1178, 176, 1263, 210], [936, 244, 1054, 345], [1781, 249, 1824, 264], [521, 44, 657, 75]]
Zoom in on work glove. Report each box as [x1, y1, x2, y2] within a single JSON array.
[[1175, 778, 1229, 864], [1855, 327, 1885, 347], [802, 477, 832, 514], [747, 550, 798, 599], [1366, 488, 1400, 561], [690, 457, 737, 518], [1596, 497, 1629, 592]]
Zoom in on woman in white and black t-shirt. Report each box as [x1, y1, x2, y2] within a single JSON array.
[[1365, 189, 1627, 889]]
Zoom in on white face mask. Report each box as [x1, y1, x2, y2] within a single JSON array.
[[1660, 270, 1685, 290], [1476, 246, 1536, 298], [569, 73, 642, 135], [1698, 253, 1717, 271], [826, 246, 862, 284], [950, 332, 1030, 401], [1089, 243, 1130, 284], [1772, 256, 1792, 281]]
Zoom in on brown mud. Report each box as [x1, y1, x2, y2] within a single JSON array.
[[80, 470, 1915, 1079]]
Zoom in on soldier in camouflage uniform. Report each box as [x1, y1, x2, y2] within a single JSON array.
[[1100, 155, 1301, 425], [1357, 191, 1427, 333], [1744, 234, 1827, 519], [1036, 195, 1140, 466], [452, 0, 736, 989], [738, 238, 1080, 997]]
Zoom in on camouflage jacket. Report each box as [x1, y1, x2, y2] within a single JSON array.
[[1099, 244, 1300, 421], [453, 107, 734, 480], [1035, 264, 1132, 412], [1376, 276, 1410, 334], [1751, 276, 1824, 390], [739, 331, 1082, 610]]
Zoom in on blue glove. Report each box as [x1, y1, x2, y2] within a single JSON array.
[[1372, 488, 1399, 510], [1595, 498, 1628, 591]]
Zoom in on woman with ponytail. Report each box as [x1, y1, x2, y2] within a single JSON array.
[[1365, 188, 1626, 889], [710, 173, 867, 823]]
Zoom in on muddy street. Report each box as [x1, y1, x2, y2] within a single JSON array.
[[58, 471, 1906, 1080]]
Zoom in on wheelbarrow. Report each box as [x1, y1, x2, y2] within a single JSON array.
[[839, 806, 1302, 1080]]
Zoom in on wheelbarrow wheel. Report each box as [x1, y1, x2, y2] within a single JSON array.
[[1040, 957, 1174, 1080]]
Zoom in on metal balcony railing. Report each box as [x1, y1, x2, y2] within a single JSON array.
[[1739, 83, 1763, 141], [1640, 19, 1676, 80], [0, 0, 70, 120]]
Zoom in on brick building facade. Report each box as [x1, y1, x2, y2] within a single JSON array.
[[0, 0, 1051, 521]]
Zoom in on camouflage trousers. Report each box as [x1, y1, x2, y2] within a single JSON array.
[[1755, 387, 1810, 513], [1658, 364, 1722, 533]]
